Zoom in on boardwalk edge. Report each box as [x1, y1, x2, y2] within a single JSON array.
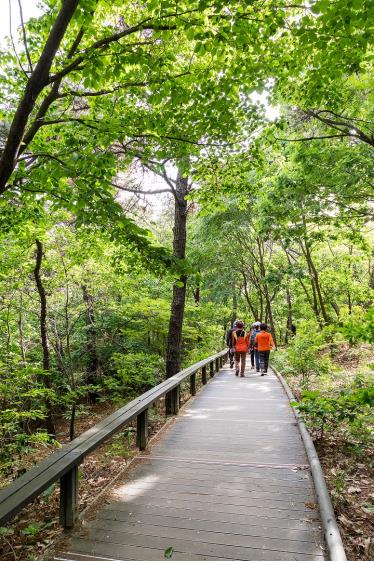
[[271, 366, 347, 561]]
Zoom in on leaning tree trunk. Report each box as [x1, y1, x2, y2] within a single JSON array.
[[285, 287, 293, 344], [165, 171, 188, 413], [82, 284, 99, 403], [34, 239, 55, 435], [0, 0, 80, 194]]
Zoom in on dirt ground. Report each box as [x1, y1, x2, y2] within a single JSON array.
[[286, 343, 374, 561]]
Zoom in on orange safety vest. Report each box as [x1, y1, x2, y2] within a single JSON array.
[[232, 329, 249, 352], [254, 331, 274, 351]]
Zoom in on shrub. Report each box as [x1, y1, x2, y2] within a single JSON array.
[[292, 375, 374, 446], [341, 306, 374, 345], [286, 327, 332, 388], [106, 352, 164, 399], [0, 362, 57, 477]]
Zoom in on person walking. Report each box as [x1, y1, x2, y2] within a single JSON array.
[[254, 323, 276, 376], [250, 321, 261, 372], [226, 320, 237, 368], [232, 321, 250, 377]]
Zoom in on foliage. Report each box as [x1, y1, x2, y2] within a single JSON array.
[[0, 360, 57, 477], [292, 377, 374, 446], [109, 352, 164, 398], [0, 7, 373, 551], [286, 326, 333, 388], [342, 307, 374, 345]]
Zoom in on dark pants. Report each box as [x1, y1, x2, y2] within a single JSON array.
[[259, 350, 270, 373], [229, 349, 235, 366], [251, 349, 260, 371]]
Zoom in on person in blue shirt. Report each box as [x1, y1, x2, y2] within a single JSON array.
[[250, 321, 261, 372]]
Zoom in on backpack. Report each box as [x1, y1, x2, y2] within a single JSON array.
[[250, 329, 259, 346], [232, 329, 247, 352]]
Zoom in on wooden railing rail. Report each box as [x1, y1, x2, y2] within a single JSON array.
[[0, 349, 227, 529]]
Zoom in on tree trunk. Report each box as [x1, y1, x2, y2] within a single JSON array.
[[300, 216, 330, 326], [18, 293, 26, 363], [82, 284, 99, 402], [165, 169, 188, 411], [256, 238, 277, 346], [285, 287, 293, 344], [241, 272, 258, 319], [34, 239, 55, 435], [283, 246, 316, 321], [308, 252, 330, 325], [193, 283, 200, 304], [231, 289, 238, 326], [0, 0, 80, 193]]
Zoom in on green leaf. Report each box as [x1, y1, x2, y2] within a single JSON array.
[[164, 547, 174, 559]]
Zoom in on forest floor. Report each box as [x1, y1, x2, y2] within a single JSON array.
[[0, 379, 197, 561], [281, 343, 374, 561]]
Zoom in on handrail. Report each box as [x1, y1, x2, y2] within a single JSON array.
[[0, 349, 227, 528], [272, 366, 347, 561]]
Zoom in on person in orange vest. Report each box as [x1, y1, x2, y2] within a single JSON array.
[[254, 323, 276, 375], [231, 320, 250, 377]]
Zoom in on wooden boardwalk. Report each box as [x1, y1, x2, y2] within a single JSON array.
[[55, 362, 326, 561]]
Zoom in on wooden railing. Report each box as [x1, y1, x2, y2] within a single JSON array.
[[0, 350, 227, 529]]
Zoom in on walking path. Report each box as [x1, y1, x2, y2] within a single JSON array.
[[55, 362, 326, 561]]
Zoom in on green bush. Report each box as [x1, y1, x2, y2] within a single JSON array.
[[341, 306, 374, 345], [286, 326, 332, 388], [0, 362, 57, 476], [292, 375, 374, 447], [107, 352, 164, 398]]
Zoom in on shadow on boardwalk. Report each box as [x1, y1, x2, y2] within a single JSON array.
[[55, 364, 326, 561]]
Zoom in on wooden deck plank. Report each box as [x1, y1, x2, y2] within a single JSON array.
[[111, 487, 313, 509], [96, 510, 320, 540], [117, 480, 315, 499], [56, 364, 326, 561], [104, 498, 319, 520], [69, 537, 325, 561], [128, 460, 313, 483], [99, 503, 317, 530], [88, 519, 322, 550]]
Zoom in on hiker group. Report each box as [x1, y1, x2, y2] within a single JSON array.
[[226, 320, 275, 377]]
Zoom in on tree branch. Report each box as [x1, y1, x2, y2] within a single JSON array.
[[48, 8, 202, 84], [59, 72, 190, 98], [275, 133, 352, 142], [17, 0, 33, 72], [8, 0, 28, 78], [111, 181, 171, 195], [0, 0, 80, 194]]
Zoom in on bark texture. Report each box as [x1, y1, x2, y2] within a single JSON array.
[[82, 284, 99, 402], [0, 0, 80, 193], [165, 171, 188, 383], [33, 239, 55, 435]]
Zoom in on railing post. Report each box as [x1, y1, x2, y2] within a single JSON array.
[[60, 465, 79, 529], [190, 372, 196, 396], [215, 357, 220, 372], [202, 365, 207, 385], [170, 385, 180, 414], [136, 409, 148, 451], [219, 355, 223, 368], [210, 361, 214, 378]]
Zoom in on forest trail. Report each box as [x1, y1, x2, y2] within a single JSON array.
[[54, 363, 326, 561]]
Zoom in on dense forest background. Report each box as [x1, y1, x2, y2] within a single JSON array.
[[0, 1, 373, 560]]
